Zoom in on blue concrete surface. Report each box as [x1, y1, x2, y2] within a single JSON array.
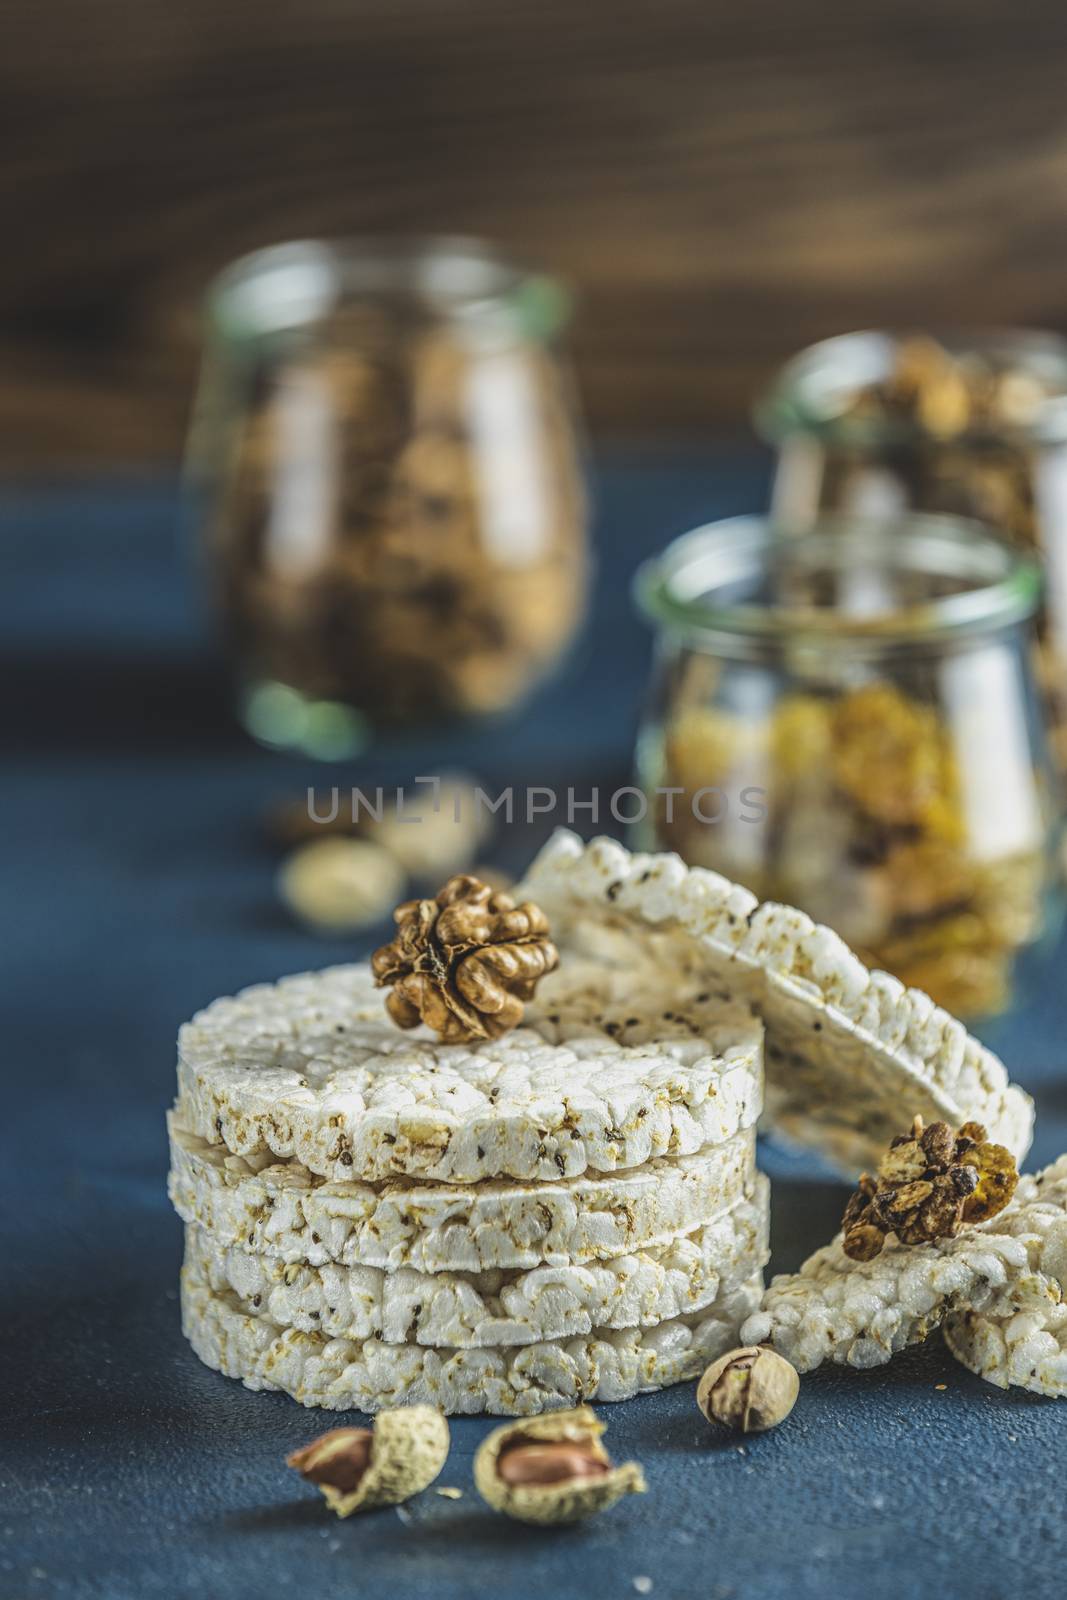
[[2, 450, 1065, 1600]]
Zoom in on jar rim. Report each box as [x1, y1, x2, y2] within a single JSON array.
[[205, 236, 570, 344], [634, 513, 1042, 655], [755, 327, 1067, 447]]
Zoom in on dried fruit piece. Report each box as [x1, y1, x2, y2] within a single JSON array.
[[960, 1137, 1020, 1223], [371, 873, 559, 1042], [474, 1406, 645, 1525], [831, 684, 948, 828], [842, 1115, 1018, 1261], [696, 1345, 799, 1433], [286, 1405, 449, 1516]]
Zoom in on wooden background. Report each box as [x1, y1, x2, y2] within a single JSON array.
[[8, 1, 1067, 466]]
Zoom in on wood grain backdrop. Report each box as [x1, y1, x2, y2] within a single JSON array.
[[7, 1, 1067, 465]]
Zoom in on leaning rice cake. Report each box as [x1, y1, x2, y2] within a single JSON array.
[[520, 831, 1033, 1172]]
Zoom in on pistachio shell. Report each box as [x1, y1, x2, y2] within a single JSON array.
[[313, 1405, 450, 1516], [474, 1406, 645, 1525], [696, 1345, 799, 1433]]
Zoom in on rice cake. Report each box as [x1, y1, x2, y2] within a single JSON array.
[[181, 1257, 764, 1416], [942, 1285, 1067, 1397], [174, 959, 763, 1184], [942, 1154, 1067, 1396], [168, 1114, 758, 1273], [741, 1155, 1067, 1375], [520, 831, 1033, 1172], [183, 1176, 769, 1348]]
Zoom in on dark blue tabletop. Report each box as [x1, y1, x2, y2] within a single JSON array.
[[3, 449, 1066, 1600]]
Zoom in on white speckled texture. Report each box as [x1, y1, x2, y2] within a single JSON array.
[[175, 959, 763, 1184], [942, 1154, 1067, 1396], [741, 1155, 1067, 1376], [519, 831, 1033, 1172], [181, 1255, 764, 1415], [168, 1115, 759, 1272], [183, 1177, 769, 1347]]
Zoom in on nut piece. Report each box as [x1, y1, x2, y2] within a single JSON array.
[[842, 1115, 1019, 1261], [372, 873, 559, 1042], [474, 1406, 645, 1525], [287, 1405, 449, 1517], [697, 1344, 796, 1433], [696, 1346, 799, 1433], [371, 777, 492, 883], [278, 837, 406, 933]]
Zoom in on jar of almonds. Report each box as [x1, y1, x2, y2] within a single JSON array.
[[634, 512, 1064, 1020], [756, 330, 1067, 777], [188, 238, 588, 755]]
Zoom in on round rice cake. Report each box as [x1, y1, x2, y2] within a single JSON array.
[[174, 959, 763, 1184], [739, 1229, 1034, 1374], [741, 1154, 1067, 1375], [942, 1286, 1067, 1397], [519, 831, 1033, 1172], [942, 1153, 1067, 1396], [182, 1177, 769, 1348], [180, 1257, 764, 1415], [167, 1114, 758, 1272]]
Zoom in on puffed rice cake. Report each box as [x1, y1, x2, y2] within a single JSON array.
[[180, 1255, 765, 1416], [942, 1154, 1067, 1396], [167, 1115, 759, 1273], [942, 1287, 1067, 1397], [175, 959, 764, 1185], [520, 831, 1033, 1171], [740, 1155, 1067, 1377], [183, 1177, 769, 1349]]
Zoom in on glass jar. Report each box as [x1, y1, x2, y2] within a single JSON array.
[[634, 512, 1063, 1022], [757, 329, 1067, 772], [187, 238, 589, 757]]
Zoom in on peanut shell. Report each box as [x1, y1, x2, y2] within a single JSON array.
[[474, 1406, 645, 1525], [298, 1405, 449, 1516]]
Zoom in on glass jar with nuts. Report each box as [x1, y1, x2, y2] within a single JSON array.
[[757, 330, 1067, 777], [188, 238, 588, 755], [635, 512, 1064, 1021]]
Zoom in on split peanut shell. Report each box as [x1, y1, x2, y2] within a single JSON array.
[[474, 1406, 645, 1525], [289, 1405, 449, 1516]]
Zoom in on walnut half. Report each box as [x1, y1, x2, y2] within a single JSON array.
[[371, 873, 559, 1043]]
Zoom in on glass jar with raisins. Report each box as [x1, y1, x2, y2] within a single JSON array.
[[757, 330, 1067, 775], [187, 238, 588, 757], [634, 511, 1063, 1021]]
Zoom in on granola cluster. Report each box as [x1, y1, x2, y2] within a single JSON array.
[[841, 1115, 1018, 1261], [371, 873, 559, 1043]]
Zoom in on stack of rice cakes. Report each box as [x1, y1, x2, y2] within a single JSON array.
[[171, 957, 769, 1415], [171, 830, 1033, 1415]]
